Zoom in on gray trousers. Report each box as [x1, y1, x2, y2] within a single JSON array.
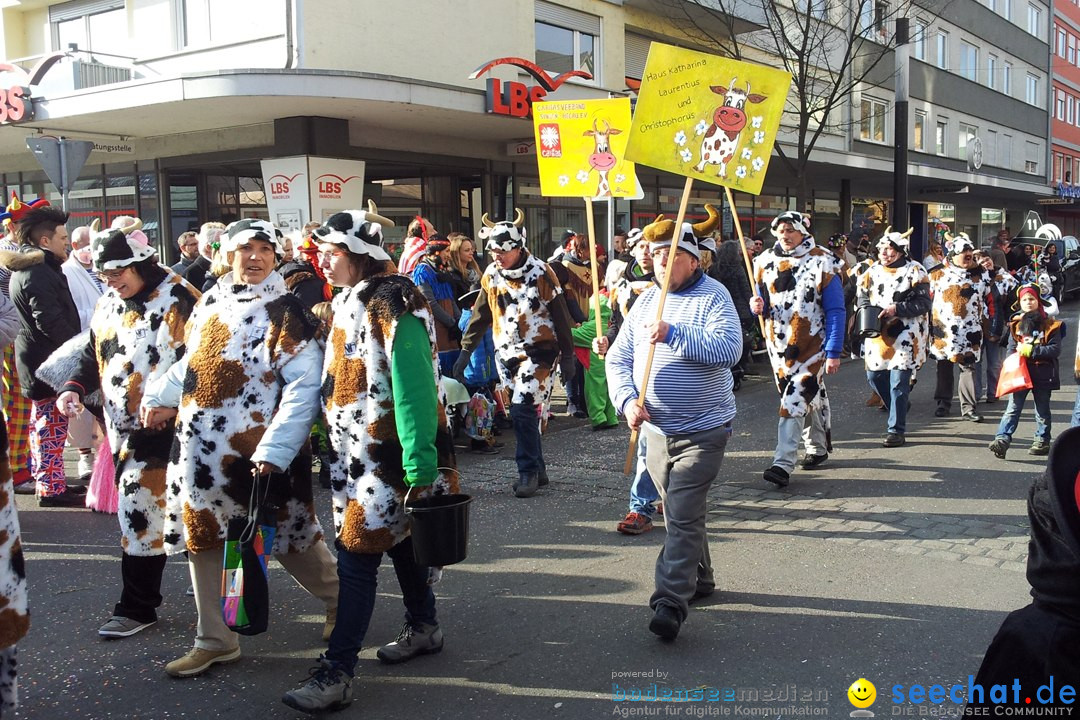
[[644, 424, 729, 622], [772, 407, 827, 473], [934, 358, 977, 415]]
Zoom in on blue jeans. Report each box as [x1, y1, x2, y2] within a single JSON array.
[[326, 537, 436, 675], [1072, 388, 1080, 428], [510, 402, 545, 475], [628, 432, 657, 515], [867, 368, 913, 435], [995, 388, 1053, 443]]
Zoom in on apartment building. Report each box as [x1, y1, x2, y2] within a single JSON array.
[[1048, 0, 1080, 234], [0, 0, 1053, 261]]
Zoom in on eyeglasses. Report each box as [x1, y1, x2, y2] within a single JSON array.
[[97, 268, 129, 281], [650, 247, 691, 260], [318, 249, 346, 263]]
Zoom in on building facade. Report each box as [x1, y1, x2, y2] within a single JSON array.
[[1049, 0, 1080, 235], [0, 0, 1053, 264]]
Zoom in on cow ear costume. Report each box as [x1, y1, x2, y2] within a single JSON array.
[[312, 201, 394, 263], [91, 217, 156, 272], [642, 203, 720, 259]]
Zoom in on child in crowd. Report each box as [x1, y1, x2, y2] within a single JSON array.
[[989, 284, 1065, 459]]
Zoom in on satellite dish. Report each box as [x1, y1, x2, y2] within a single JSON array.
[[968, 137, 984, 171]]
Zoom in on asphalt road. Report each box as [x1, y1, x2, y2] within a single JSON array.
[[11, 301, 1075, 720]]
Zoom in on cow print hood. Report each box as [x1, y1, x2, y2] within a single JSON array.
[[771, 235, 816, 259]]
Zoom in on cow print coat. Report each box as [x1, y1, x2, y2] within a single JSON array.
[[90, 271, 199, 555], [159, 271, 324, 555], [754, 237, 843, 418], [857, 260, 931, 372], [322, 273, 459, 554], [478, 252, 567, 406], [0, 423, 26, 714], [929, 261, 993, 365]]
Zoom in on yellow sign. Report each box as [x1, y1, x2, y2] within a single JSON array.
[[532, 97, 639, 199], [626, 42, 792, 195]]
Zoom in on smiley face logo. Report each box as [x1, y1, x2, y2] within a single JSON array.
[[848, 678, 877, 709]]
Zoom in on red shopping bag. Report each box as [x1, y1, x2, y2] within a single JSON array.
[[995, 351, 1033, 397]]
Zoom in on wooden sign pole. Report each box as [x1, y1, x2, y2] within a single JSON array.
[[583, 198, 604, 342], [623, 175, 694, 476], [724, 185, 767, 339]]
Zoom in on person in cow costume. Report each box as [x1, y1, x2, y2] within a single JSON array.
[[856, 227, 932, 447], [53, 222, 200, 639], [141, 219, 338, 678], [455, 210, 576, 499], [928, 232, 1014, 422], [750, 211, 845, 488], [283, 209, 459, 714]]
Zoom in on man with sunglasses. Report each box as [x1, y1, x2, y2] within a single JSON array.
[[750, 211, 845, 488]]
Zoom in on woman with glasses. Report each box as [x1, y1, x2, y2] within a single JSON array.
[[141, 219, 338, 678], [283, 209, 459, 714], [55, 221, 200, 640]]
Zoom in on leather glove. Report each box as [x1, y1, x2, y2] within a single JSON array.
[[452, 351, 471, 385], [559, 356, 577, 383], [1017, 342, 1034, 358]]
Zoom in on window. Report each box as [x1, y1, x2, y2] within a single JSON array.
[[1000, 0, 1011, 19], [1025, 140, 1040, 174], [804, 0, 827, 20], [1028, 3, 1041, 36], [625, 32, 650, 82], [50, 0, 126, 57], [988, 54, 998, 89], [1059, 28, 1068, 57], [182, 0, 284, 47], [1070, 94, 1076, 125], [913, 20, 927, 60], [1003, 62, 1012, 94], [935, 30, 948, 69], [959, 124, 978, 161], [914, 110, 926, 150], [860, 97, 888, 143], [960, 41, 978, 81], [987, 129, 998, 166], [534, 1, 601, 83], [1002, 133, 1013, 169], [986, 0, 996, 10], [936, 120, 948, 155], [1055, 153, 1064, 183], [1026, 73, 1040, 105], [1058, 88, 1066, 120], [860, 0, 888, 37], [1070, 34, 1077, 65]]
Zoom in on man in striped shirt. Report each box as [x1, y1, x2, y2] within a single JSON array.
[[606, 206, 743, 642]]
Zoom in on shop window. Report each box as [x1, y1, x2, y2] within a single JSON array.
[[181, 0, 285, 48], [860, 97, 888, 143], [50, 0, 127, 58], [535, 1, 599, 83]]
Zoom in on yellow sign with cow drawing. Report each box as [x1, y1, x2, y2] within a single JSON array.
[[532, 97, 639, 199], [625, 42, 792, 196]]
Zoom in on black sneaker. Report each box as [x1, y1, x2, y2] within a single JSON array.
[[513, 472, 539, 498], [934, 406, 949, 417], [1028, 440, 1050, 456], [988, 438, 1010, 459], [537, 471, 549, 487], [882, 433, 905, 447], [282, 658, 353, 713], [763, 465, 790, 487], [649, 605, 682, 641], [39, 489, 86, 508], [799, 453, 828, 469]]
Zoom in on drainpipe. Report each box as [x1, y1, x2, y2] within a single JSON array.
[[284, 0, 303, 69]]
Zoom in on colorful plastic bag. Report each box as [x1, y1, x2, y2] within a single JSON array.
[[221, 475, 275, 636], [996, 351, 1033, 397]]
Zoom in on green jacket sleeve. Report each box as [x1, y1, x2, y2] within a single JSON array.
[[391, 314, 439, 487], [570, 296, 611, 347]]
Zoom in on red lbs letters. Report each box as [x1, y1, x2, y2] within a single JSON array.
[[0, 86, 31, 124]]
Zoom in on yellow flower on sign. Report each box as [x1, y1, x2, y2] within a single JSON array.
[[626, 42, 792, 196]]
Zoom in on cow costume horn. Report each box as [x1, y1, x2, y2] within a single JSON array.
[[478, 209, 528, 251], [643, 203, 719, 259]]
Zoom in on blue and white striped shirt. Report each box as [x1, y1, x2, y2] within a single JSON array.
[[606, 272, 742, 436]]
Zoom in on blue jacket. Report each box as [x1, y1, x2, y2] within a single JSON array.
[[459, 308, 496, 387]]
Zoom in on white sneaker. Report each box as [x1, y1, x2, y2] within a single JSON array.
[[77, 453, 94, 481]]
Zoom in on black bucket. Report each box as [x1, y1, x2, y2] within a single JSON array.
[[406, 493, 472, 567], [854, 304, 884, 339]]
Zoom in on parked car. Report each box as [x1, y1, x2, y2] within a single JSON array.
[[1061, 235, 1080, 298]]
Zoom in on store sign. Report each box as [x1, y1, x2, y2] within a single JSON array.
[[0, 85, 32, 124], [469, 57, 592, 119], [1055, 182, 1080, 200], [260, 156, 366, 232]]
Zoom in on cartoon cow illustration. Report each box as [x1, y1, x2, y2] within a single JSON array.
[[583, 118, 622, 197], [694, 78, 768, 178]]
